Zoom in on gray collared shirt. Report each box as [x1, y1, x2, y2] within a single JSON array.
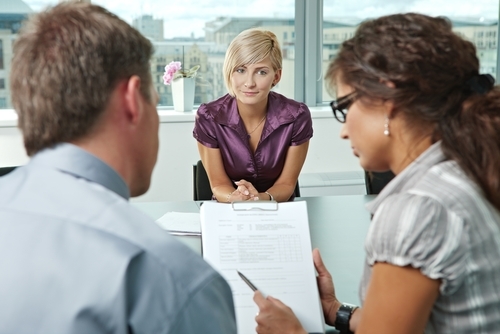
[[0, 143, 236, 333], [361, 142, 500, 333]]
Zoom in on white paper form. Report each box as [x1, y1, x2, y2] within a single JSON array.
[[155, 212, 201, 236], [200, 201, 325, 334]]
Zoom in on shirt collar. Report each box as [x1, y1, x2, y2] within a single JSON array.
[[365, 141, 447, 215], [214, 92, 297, 129], [31, 143, 130, 200]]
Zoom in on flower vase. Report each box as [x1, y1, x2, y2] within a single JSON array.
[[171, 77, 195, 112]]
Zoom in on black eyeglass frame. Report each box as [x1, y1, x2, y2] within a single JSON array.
[[330, 91, 357, 123]]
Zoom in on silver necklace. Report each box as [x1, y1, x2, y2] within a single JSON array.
[[247, 115, 266, 136]]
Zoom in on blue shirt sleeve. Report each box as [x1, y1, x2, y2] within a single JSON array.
[[126, 252, 236, 334]]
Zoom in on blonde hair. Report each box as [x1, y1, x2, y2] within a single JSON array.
[[223, 28, 282, 96]]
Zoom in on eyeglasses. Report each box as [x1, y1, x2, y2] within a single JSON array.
[[330, 91, 357, 123]]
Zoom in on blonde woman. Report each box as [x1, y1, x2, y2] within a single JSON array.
[[193, 28, 312, 203]]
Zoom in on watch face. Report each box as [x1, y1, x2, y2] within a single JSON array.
[[342, 303, 357, 310]]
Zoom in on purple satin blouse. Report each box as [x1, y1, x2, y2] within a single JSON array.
[[193, 91, 313, 200]]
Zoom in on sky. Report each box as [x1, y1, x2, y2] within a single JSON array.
[[22, 0, 499, 39]]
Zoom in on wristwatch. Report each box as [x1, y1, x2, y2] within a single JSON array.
[[335, 303, 358, 334]]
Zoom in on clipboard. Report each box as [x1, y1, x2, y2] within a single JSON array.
[[231, 200, 278, 211], [200, 201, 325, 334]]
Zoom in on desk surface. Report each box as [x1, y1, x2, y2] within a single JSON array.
[[134, 195, 375, 305]]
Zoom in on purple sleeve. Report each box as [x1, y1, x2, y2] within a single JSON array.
[[193, 104, 219, 149], [291, 103, 313, 146]]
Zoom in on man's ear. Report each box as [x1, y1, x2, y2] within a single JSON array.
[[123, 75, 143, 124]]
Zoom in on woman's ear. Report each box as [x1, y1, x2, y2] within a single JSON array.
[[380, 78, 396, 89], [384, 100, 396, 119], [273, 68, 282, 86], [380, 79, 396, 118]]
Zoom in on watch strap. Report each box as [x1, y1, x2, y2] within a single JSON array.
[[335, 304, 357, 334]]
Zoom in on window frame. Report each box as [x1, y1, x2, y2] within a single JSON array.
[[295, 0, 323, 106]]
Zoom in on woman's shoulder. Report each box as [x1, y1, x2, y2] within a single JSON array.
[[268, 91, 311, 120], [414, 160, 488, 218], [197, 94, 235, 119], [269, 91, 308, 109]]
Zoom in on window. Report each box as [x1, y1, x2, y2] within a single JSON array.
[[322, 0, 500, 103], [0, 78, 4, 89], [1, 1, 499, 109], [2, 0, 296, 110], [90, 0, 297, 107], [0, 40, 3, 70]]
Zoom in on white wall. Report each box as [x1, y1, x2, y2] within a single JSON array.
[[0, 107, 363, 202], [0, 126, 28, 166]]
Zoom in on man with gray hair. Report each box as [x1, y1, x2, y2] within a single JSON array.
[[0, 2, 236, 333]]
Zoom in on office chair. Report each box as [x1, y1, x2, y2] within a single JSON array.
[[193, 160, 213, 201], [365, 170, 395, 195], [294, 180, 301, 198], [192, 160, 301, 201], [0, 166, 17, 177]]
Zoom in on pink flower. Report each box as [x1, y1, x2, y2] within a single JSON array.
[[163, 61, 182, 85], [163, 72, 173, 85], [162, 61, 199, 85]]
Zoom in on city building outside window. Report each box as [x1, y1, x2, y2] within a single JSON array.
[[0, 0, 498, 110], [322, 1, 500, 102]]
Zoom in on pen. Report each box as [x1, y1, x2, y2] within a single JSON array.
[[237, 270, 258, 291]]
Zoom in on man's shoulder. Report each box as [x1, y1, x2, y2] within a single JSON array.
[[0, 164, 200, 267], [0, 163, 225, 292]]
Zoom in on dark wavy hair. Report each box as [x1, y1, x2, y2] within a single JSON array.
[[10, 2, 153, 156], [326, 13, 500, 210]]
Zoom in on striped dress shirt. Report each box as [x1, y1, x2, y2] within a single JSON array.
[[362, 141, 500, 333]]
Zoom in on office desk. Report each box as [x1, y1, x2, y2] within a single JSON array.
[[134, 195, 374, 306]]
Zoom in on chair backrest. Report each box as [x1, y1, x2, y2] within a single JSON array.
[[0, 166, 17, 177], [192, 160, 302, 201], [364, 170, 395, 195], [293, 180, 301, 198], [193, 160, 213, 201]]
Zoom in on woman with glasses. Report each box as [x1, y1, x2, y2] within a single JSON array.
[[253, 13, 500, 333], [193, 28, 312, 203]]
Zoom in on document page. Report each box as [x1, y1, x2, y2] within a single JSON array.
[[155, 212, 201, 235], [200, 201, 325, 334]]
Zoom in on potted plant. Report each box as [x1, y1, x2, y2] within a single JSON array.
[[163, 61, 200, 112]]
